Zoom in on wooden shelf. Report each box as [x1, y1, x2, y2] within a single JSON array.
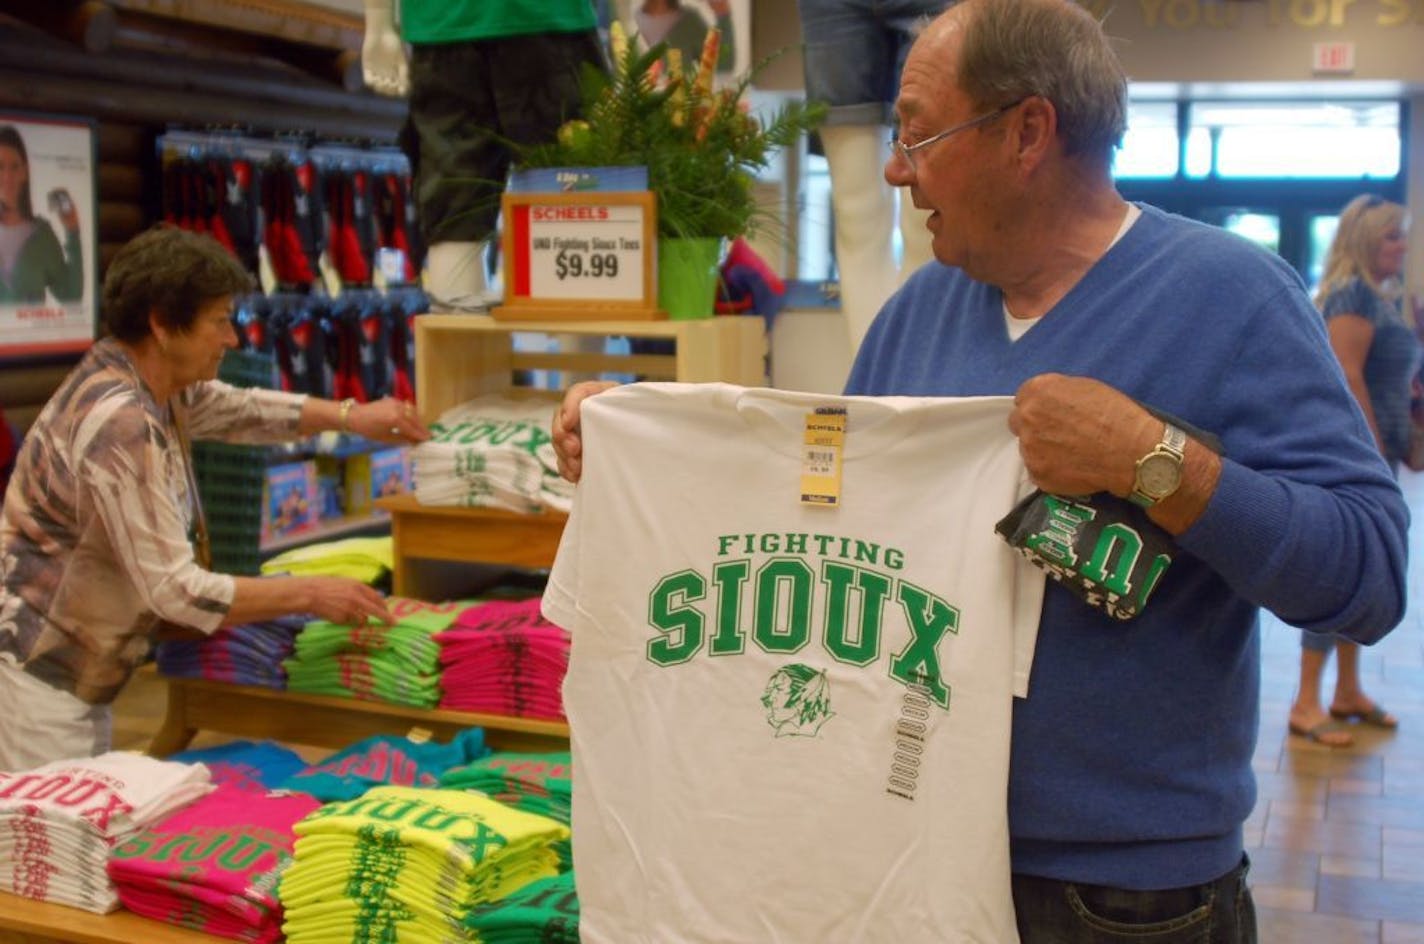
[[0, 892, 218, 944], [258, 510, 391, 556], [374, 494, 568, 598], [414, 313, 768, 422], [147, 668, 569, 758]]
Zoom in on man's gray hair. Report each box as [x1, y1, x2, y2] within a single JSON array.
[[956, 0, 1127, 167]]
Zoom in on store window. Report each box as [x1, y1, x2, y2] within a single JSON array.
[[1219, 211, 1281, 255], [1115, 101, 1179, 179], [798, 149, 834, 282], [790, 97, 1405, 288], [1114, 98, 1404, 284], [1306, 213, 1341, 294], [1186, 100, 1401, 179]]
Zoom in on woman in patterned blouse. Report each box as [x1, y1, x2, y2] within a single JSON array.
[[0, 225, 430, 770]]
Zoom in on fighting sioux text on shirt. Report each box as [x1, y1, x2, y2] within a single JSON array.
[[645, 529, 958, 709]]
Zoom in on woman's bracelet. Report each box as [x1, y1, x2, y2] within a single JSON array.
[[337, 397, 357, 433]]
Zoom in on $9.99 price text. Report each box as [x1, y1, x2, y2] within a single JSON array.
[[555, 250, 620, 280]]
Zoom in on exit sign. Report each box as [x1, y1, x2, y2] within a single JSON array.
[[1312, 42, 1355, 74]]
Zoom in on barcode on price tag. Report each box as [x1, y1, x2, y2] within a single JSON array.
[[801, 407, 847, 506]]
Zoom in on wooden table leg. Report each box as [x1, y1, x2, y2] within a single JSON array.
[[146, 677, 197, 756]]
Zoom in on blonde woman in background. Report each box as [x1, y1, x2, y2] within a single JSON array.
[[1289, 194, 1419, 747]]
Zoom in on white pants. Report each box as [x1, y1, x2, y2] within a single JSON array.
[[0, 656, 112, 771]]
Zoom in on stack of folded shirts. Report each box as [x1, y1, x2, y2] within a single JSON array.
[[461, 871, 579, 943], [279, 786, 570, 943], [107, 783, 321, 942], [280, 728, 489, 802], [283, 597, 473, 708], [0, 752, 213, 913], [155, 615, 306, 689], [439, 752, 572, 870], [260, 536, 395, 587], [435, 598, 571, 720], [412, 396, 573, 512]]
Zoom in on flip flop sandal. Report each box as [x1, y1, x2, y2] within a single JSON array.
[[1289, 720, 1354, 747], [1330, 705, 1399, 729]]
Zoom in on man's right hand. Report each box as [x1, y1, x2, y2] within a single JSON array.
[[552, 381, 620, 483]]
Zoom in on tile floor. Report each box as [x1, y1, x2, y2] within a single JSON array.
[[1249, 467, 1424, 943], [111, 470, 1424, 943]]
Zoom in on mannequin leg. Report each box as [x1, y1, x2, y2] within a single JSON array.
[[820, 124, 898, 354], [897, 189, 933, 283], [425, 240, 489, 313]]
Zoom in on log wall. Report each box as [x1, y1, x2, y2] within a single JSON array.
[[0, 2, 403, 440]]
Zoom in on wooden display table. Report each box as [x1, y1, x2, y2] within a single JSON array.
[[0, 892, 218, 944], [374, 494, 568, 598], [149, 670, 569, 758]]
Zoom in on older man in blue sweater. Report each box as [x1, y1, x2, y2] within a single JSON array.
[[552, 0, 1407, 939], [846, 0, 1407, 939]]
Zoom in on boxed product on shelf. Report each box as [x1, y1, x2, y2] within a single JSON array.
[[314, 454, 346, 521], [371, 447, 412, 499], [344, 446, 411, 517], [262, 460, 319, 543]]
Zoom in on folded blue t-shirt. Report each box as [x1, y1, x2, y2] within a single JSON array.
[[279, 727, 490, 800]]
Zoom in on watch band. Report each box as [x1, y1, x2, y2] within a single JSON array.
[[1159, 423, 1186, 458]]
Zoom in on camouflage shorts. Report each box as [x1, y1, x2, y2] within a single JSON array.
[[402, 30, 606, 244]]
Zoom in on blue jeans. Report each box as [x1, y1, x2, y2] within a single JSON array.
[[796, 0, 948, 125], [1012, 856, 1257, 943]]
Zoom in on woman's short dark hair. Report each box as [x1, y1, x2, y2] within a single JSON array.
[[101, 225, 253, 342], [0, 124, 34, 220]]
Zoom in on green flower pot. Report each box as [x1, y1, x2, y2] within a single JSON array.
[[658, 237, 722, 321]]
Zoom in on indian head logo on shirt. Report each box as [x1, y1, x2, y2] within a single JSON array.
[[761, 663, 834, 738]]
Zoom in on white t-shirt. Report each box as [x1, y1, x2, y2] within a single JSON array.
[[544, 383, 1044, 944], [0, 750, 213, 913]]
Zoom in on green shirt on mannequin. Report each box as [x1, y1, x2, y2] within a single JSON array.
[[398, 0, 597, 44]]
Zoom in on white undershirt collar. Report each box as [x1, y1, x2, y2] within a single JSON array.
[[1004, 203, 1142, 341]]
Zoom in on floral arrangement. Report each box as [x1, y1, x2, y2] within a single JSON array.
[[521, 23, 826, 242]]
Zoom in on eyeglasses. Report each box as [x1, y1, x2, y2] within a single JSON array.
[[889, 98, 1027, 171]]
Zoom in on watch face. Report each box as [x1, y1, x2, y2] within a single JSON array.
[[1137, 453, 1181, 497]]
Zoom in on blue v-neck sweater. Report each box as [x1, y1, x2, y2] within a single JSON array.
[[847, 203, 1409, 889]]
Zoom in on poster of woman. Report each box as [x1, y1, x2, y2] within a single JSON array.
[[0, 112, 96, 359]]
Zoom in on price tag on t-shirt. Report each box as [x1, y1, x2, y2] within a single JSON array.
[[801, 407, 846, 506]]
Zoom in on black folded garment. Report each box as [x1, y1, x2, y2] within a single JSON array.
[[994, 407, 1222, 621], [995, 490, 1175, 620]]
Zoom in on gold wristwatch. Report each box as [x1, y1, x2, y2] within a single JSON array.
[[1129, 423, 1186, 508]]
